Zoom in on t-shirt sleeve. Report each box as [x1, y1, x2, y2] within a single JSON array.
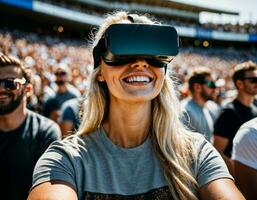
[[34, 120, 62, 162], [232, 126, 257, 170], [214, 109, 239, 138], [32, 140, 78, 191], [195, 137, 233, 187]]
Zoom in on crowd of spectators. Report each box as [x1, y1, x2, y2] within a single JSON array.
[[0, 30, 92, 100], [40, 0, 257, 34], [1, 29, 256, 105]]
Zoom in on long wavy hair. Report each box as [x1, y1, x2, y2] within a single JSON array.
[[78, 11, 199, 200]]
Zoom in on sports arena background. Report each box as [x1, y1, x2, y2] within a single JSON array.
[[0, 0, 256, 95]]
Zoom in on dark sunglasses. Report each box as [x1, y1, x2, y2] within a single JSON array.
[[202, 80, 216, 88], [55, 71, 67, 76], [102, 51, 173, 68], [0, 78, 26, 90], [243, 77, 257, 83]]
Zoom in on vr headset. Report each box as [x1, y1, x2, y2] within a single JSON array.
[[93, 23, 179, 69]]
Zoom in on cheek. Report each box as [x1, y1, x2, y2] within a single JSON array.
[[156, 70, 165, 85]]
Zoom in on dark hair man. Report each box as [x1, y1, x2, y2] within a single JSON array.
[[181, 67, 219, 143], [0, 54, 61, 200], [214, 61, 257, 174]]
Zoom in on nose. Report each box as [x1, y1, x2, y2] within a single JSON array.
[[130, 58, 149, 69]]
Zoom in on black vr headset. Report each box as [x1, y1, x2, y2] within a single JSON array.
[[93, 23, 179, 69]]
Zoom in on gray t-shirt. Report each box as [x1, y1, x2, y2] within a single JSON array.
[[181, 98, 220, 142], [32, 127, 232, 200]]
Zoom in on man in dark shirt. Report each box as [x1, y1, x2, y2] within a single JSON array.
[[42, 64, 81, 122], [214, 60, 257, 174], [0, 54, 61, 200]]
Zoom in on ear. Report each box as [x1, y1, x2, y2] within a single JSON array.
[[97, 74, 105, 82], [236, 80, 244, 89], [25, 83, 33, 97]]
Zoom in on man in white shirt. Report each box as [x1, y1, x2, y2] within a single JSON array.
[[232, 117, 257, 200]]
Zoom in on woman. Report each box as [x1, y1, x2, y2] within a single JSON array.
[[28, 12, 244, 200]]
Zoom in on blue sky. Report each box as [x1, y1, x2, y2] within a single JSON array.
[[170, 0, 257, 24]]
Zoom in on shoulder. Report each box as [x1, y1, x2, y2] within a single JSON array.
[[232, 118, 257, 169], [181, 98, 199, 113], [60, 129, 101, 155], [67, 84, 81, 97], [206, 101, 220, 111], [233, 123, 257, 148], [181, 98, 193, 107], [27, 110, 61, 137], [61, 98, 80, 111], [28, 110, 58, 127], [216, 100, 239, 120], [220, 99, 237, 112]]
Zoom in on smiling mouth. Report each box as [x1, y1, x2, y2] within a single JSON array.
[[123, 76, 153, 84], [0, 93, 12, 99]]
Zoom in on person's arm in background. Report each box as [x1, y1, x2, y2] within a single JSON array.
[[213, 135, 234, 175], [232, 123, 257, 200], [233, 161, 257, 200], [213, 108, 240, 176]]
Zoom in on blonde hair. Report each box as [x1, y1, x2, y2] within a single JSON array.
[[78, 11, 199, 200]]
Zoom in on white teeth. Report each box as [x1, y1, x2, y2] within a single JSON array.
[[126, 76, 150, 83]]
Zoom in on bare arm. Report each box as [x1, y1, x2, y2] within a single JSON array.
[[214, 135, 234, 175], [199, 178, 245, 200], [214, 135, 229, 153], [27, 182, 77, 200], [234, 161, 257, 200]]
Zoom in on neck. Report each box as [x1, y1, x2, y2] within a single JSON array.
[[103, 100, 152, 148], [192, 94, 206, 107], [57, 84, 67, 93], [0, 101, 27, 132], [237, 92, 254, 107]]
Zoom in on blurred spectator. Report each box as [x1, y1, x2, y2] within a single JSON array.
[[214, 61, 257, 174], [42, 63, 81, 122], [59, 97, 81, 137], [0, 28, 256, 121], [181, 67, 220, 143], [214, 78, 227, 106], [38, 0, 257, 34], [40, 71, 56, 103], [0, 54, 61, 200], [232, 117, 257, 200]]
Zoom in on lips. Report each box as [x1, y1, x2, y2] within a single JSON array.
[[0, 93, 11, 100]]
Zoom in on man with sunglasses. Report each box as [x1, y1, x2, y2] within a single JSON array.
[[0, 54, 61, 200], [214, 61, 257, 174], [42, 64, 81, 123], [181, 67, 219, 143]]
